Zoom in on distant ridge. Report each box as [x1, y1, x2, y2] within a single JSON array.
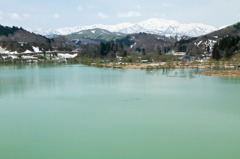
[[29, 18, 217, 37], [65, 28, 126, 45]]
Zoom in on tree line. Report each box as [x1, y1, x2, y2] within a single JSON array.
[[0, 25, 23, 37], [174, 37, 197, 52], [81, 42, 127, 58]]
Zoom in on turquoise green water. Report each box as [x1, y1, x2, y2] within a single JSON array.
[[0, 64, 240, 159]]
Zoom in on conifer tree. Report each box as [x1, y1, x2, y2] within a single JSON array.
[[212, 43, 221, 60]]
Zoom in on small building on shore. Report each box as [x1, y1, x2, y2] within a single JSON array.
[[173, 52, 187, 56], [116, 54, 122, 62], [168, 50, 187, 56], [141, 60, 149, 63], [180, 55, 196, 62]]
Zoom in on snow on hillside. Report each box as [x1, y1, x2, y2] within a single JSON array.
[[32, 46, 40, 52], [0, 46, 17, 54], [29, 18, 217, 37], [194, 39, 217, 52]]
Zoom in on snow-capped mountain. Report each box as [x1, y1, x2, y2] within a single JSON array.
[[29, 18, 217, 37]]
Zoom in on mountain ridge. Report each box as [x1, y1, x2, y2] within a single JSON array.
[[29, 18, 218, 37], [66, 28, 126, 45]]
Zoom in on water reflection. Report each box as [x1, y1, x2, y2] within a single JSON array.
[[0, 64, 126, 96], [1, 64, 239, 97], [0, 64, 69, 96], [1, 64, 240, 159], [145, 68, 203, 79]]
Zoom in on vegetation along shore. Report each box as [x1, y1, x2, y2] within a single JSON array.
[[1, 22, 240, 77]]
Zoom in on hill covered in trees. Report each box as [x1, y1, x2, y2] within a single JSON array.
[[66, 28, 126, 45], [0, 25, 78, 53], [212, 36, 240, 60], [173, 22, 240, 58], [80, 41, 126, 58], [78, 32, 178, 59], [0, 25, 23, 37], [116, 33, 177, 55], [2, 21, 240, 60]]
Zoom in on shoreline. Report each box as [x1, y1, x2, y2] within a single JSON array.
[[200, 70, 240, 77], [92, 62, 212, 69], [92, 62, 240, 77], [1, 60, 240, 77]]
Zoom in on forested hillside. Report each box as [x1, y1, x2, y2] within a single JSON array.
[[173, 22, 240, 58], [212, 36, 240, 60], [0, 25, 78, 52]]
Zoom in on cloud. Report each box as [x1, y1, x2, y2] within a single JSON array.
[[8, 13, 31, 20], [53, 13, 60, 19], [78, 5, 83, 11], [98, 12, 108, 19], [118, 11, 141, 18], [8, 13, 21, 20]]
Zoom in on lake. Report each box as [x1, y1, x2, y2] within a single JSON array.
[[0, 64, 240, 159]]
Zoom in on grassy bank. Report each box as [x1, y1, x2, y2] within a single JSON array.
[[201, 70, 240, 77]]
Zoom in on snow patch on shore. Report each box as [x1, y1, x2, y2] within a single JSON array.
[[32, 46, 40, 52], [9, 56, 18, 59], [24, 50, 32, 53], [58, 53, 78, 59], [22, 56, 37, 59], [0, 46, 18, 54]]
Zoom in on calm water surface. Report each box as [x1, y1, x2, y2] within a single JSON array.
[[0, 64, 240, 159]]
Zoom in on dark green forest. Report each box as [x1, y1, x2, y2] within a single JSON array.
[[81, 42, 126, 58], [0, 25, 23, 37], [212, 36, 240, 60], [174, 37, 197, 52]]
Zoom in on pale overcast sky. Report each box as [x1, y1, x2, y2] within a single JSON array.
[[0, 0, 240, 29]]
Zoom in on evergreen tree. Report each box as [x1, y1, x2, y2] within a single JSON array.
[[100, 42, 106, 57], [0, 25, 20, 37], [142, 48, 146, 56], [135, 48, 141, 53], [158, 48, 162, 56], [207, 46, 210, 53], [212, 43, 221, 60], [215, 35, 240, 59], [156, 45, 161, 55], [123, 51, 127, 57], [164, 47, 167, 53], [178, 45, 187, 52]]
